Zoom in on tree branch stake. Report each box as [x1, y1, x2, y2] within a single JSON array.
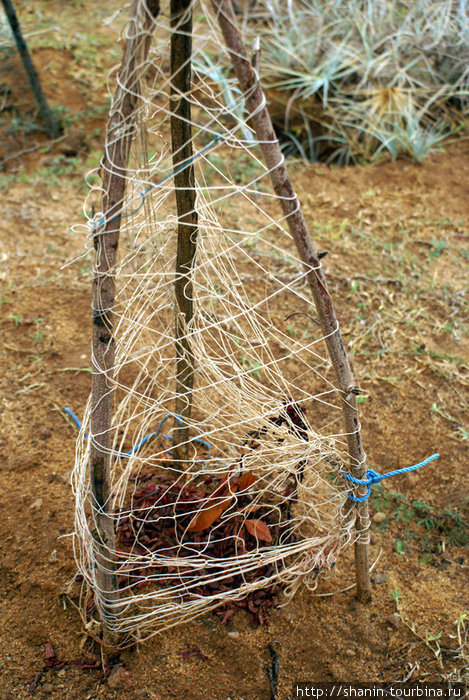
[[210, 0, 371, 603], [90, 0, 160, 645]]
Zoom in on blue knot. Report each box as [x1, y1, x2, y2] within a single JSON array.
[[341, 453, 439, 502]]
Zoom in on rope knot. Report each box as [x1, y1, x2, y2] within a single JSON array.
[[341, 454, 439, 503], [366, 469, 383, 485]]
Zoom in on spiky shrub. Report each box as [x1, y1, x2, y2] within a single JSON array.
[[260, 0, 469, 162], [199, 0, 469, 163]]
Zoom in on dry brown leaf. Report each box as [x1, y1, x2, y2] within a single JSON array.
[[245, 519, 272, 543], [236, 471, 255, 491], [243, 504, 260, 513], [187, 496, 233, 533]]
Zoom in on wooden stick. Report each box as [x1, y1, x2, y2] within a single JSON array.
[[90, 0, 160, 644], [1, 0, 61, 138], [210, 0, 371, 603], [170, 0, 198, 467]]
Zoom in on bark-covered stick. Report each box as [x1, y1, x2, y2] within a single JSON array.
[[90, 0, 160, 644], [170, 0, 198, 467], [210, 0, 371, 602]]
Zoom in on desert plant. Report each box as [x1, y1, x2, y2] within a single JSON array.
[[203, 0, 469, 163]]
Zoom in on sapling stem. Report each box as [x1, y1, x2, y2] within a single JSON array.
[[170, 0, 198, 468]]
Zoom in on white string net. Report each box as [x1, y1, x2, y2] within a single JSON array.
[[71, 0, 359, 641]]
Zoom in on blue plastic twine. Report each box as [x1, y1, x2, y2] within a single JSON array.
[[155, 413, 211, 453], [93, 134, 223, 228], [63, 407, 211, 458], [341, 453, 439, 502]]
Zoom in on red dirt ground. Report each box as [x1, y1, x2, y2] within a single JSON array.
[[0, 3, 467, 698]]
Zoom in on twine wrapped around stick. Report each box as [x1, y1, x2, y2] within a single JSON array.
[[72, 0, 374, 643]]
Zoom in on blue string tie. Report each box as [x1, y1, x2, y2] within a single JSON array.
[[63, 408, 211, 458], [341, 453, 439, 502], [92, 133, 223, 228], [64, 406, 438, 497]]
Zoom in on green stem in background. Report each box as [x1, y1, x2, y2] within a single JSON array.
[[1, 0, 62, 138]]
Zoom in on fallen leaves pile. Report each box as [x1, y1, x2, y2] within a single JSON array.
[[115, 469, 296, 624]]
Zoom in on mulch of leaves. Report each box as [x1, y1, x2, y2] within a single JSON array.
[[113, 402, 311, 623], [115, 469, 296, 624]]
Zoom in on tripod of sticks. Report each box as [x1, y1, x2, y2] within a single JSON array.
[[89, 0, 371, 647]]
